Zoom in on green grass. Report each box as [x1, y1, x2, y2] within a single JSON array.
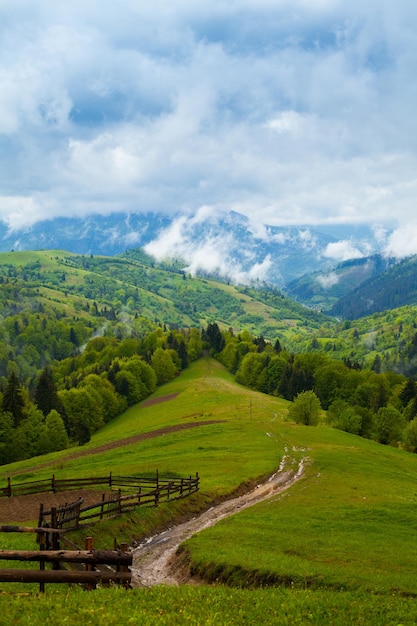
[[1, 586, 417, 625], [2, 357, 417, 621], [182, 426, 417, 593], [0, 359, 288, 495]]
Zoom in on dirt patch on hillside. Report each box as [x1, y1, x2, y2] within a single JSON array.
[[0, 489, 112, 524], [141, 393, 179, 407], [7, 420, 224, 478]]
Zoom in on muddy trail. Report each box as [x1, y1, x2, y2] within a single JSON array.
[[131, 455, 306, 587]]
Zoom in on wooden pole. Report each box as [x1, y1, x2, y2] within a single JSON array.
[[38, 531, 46, 593], [119, 542, 130, 588], [85, 536, 95, 591]]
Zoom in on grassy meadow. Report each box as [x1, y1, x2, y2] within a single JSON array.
[[1, 356, 417, 623]]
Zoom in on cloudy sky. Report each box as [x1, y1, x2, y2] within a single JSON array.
[[0, 1, 416, 256]]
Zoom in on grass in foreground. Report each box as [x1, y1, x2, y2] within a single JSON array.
[[2, 357, 417, 622], [1, 586, 417, 625]]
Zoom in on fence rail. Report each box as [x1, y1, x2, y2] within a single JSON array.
[[37, 474, 200, 533], [0, 532, 131, 592], [1, 471, 199, 498]]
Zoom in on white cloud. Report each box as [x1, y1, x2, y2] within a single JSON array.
[[144, 211, 272, 284], [384, 225, 417, 259], [316, 272, 340, 289], [0, 1, 416, 234], [323, 240, 365, 261]]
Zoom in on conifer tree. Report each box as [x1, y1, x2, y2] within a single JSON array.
[[2, 371, 25, 426]]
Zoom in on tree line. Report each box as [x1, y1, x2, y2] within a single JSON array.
[[0, 327, 202, 465], [3, 319, 417, 467], [203, 323, 417, 452]]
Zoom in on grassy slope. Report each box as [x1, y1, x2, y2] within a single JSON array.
[[2, 357, 417, 622]]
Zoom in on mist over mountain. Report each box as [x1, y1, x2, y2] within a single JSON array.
[[0, 210, 391, 292], [286, 255, 395, 311], [329, 255, 417, 319]]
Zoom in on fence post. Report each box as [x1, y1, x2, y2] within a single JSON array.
[[38, 531, 46, 593], [100, 493, 105, 520], [75, 499, 81, 530], [155, 469, 159, 506], [38, 503, 44, 531], [120, 542, 130, 588], [52, 474, 56, 493], [85, 536, 95, 591], [7, 477, 11, 498]]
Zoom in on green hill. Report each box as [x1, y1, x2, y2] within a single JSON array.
[[1, 358, 417, 623], [286, 254, 391, 311], [0, 248, 330, 382], [330, 254, 417, 319]]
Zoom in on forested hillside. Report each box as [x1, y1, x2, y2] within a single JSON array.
[[3, 247, 417, 467], [0, 248, 329, 384], [330, 254, 417, 318], [286, 255, 392, 310], [3, 317, 417, 467]]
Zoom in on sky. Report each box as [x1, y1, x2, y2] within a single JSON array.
[[0, 0, 416, 257]]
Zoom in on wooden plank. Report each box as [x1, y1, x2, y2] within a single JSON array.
[[0, 549, 132, 565], [0, 569, 131, 584], [0, 525, 63, 534]]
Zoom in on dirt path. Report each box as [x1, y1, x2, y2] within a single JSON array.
[[131, 455, 306, 587]]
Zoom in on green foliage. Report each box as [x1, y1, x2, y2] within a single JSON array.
[[373, 406, 405, 445], [151, 347, 178, 384], [45, 409, 69, 451], [288, 390, 321, 425], [2, 371, 26, 425], [326, 400, 363, 434]]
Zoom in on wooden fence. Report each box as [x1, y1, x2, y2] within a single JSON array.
[[1, 471, 199, 499], [0, 530, 131, 592], [37, 473, 200, 533]]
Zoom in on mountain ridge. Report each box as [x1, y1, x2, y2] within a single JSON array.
[[0, 211, 389, 290]]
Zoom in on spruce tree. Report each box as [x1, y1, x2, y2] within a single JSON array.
[[2, 371, 25, 426]]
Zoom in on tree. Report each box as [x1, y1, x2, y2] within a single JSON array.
[[34, 366, 63, 418], [58, 388, 104, 444], [187, 328, 203, 362], [203, 322, 225, 353], [45, 410, 69, 452], [373, 406, 404, 446], [403, 417, 417, 452], [151, 348, 177, 385], [288, 390, 321, 426], [16, 406, 49, 459], [0, 411, 14, 465], [327, 400, 362, 435], [2, 371, 26, 425], [399, 378, 417, 407], [235, 352, 269, 389]]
